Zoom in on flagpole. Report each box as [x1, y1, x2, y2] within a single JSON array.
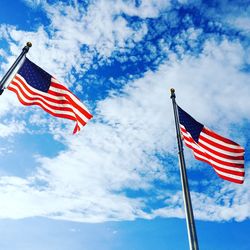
[[0, 42, 32, 94], [170, 88, 199, 250]]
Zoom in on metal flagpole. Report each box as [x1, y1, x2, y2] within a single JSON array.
[[0, 42, 32, 95], [170, 88, 199, 250]]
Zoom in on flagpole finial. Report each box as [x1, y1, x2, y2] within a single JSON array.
[[23, 42, 32, 53], [170, 88, 175, 98], [0, 42, 33, 94], [26, 42, 32, 47]]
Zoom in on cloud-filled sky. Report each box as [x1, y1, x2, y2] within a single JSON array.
[[0, 0, 249, 249]]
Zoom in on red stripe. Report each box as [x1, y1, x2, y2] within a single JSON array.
[[73, 124, 81, 134], [8, 86, 76, 122], [192, 153, 242, 175], [9, 80, 75, 112], [180, 124, 245, 184], [50, 81, 72, 92], [9, 81, 89, 130], [9, 72, 92, 134], [181, 127, 244, 167], [66, 94, 93, 120], [199, 133, 244, 153], [185, 139, 244, 168], [48, 88, 93, 120], [74, 112, 87, 128], [212, 165, 245, 177], [202, 127, 242, 146], [193, 153, 244, 182], [12, 76, 92, 125], [198, 140, 244, 161], [181, 132, 206, 156], [216, 173, 244, 184], [13, 75, 69, 105], [10, 77, 83, 121]]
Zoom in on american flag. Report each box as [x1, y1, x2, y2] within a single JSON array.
[[178, 106, 245, 184], [8, 57, 92, 134]]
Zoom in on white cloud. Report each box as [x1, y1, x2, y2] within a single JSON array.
[[0, 0, 249, 223], [42, 0, 155, 57], [0, 0, 169, 135], [1, 0, 168, 91], [22, 0, 44, 8], [0, 38, 248, 222], [231, 17, 250, 34], [151, 167, 250, 222], [0, 120, 26, 137]]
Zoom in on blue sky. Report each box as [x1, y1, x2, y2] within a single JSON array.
[[0, 0, 249, 249]]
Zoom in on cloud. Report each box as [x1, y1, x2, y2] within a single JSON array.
[[152, 167, 250, 222], [0, 0, 249, 225], [0, 120, 26, 137], [22, 0, 44, 8], [0, 0, 172, 93], [0, 0, 177, 135], [0, 37, 248, 222], [183, 0, 250, 38], [227, 17, 250, 36]]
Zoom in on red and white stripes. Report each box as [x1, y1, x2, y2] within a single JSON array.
[[8, 74, 92, 134], [180, 125, 245, 184]]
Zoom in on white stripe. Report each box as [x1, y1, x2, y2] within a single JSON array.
[[51, 78, 90, 112], [50, 81, 91, 123], [180, 125, 244, 181], [180, 124, 186, 130], [193, 151, 244, 172], [9, 83, 76, 118], [199, 139, 244, 157], [200, 130, 243, 150], [198, 143, 243, 164], [51, 88, 90, 124], [181, 129, 244, 164], [213, 168, 244, 181], [14, 75, 66, 101], [10, 80, 74, 109], [13, 76, 90, 124], [182, 136, 206, 154]]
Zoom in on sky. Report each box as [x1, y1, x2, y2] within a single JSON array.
[[0, 0, 249, 249]]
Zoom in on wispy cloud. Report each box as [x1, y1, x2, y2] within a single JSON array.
[[0, 31, 248, 223], [22, 0, 44, 8]]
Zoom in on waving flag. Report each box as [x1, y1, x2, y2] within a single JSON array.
[[178, 106, 245, 184], [8, 57, 92, 134]]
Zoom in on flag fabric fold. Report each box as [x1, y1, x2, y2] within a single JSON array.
[[8, 57, 92, 134], [177, 106, 245, 184]]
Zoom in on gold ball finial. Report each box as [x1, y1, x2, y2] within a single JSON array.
[[170, 88, 175, 94], [26, 42, 32, 47], [170, 88, 176, 98]]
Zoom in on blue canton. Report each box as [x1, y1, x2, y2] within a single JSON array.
[[18, 58, 51, 92], [178, 106, 204, 143]]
